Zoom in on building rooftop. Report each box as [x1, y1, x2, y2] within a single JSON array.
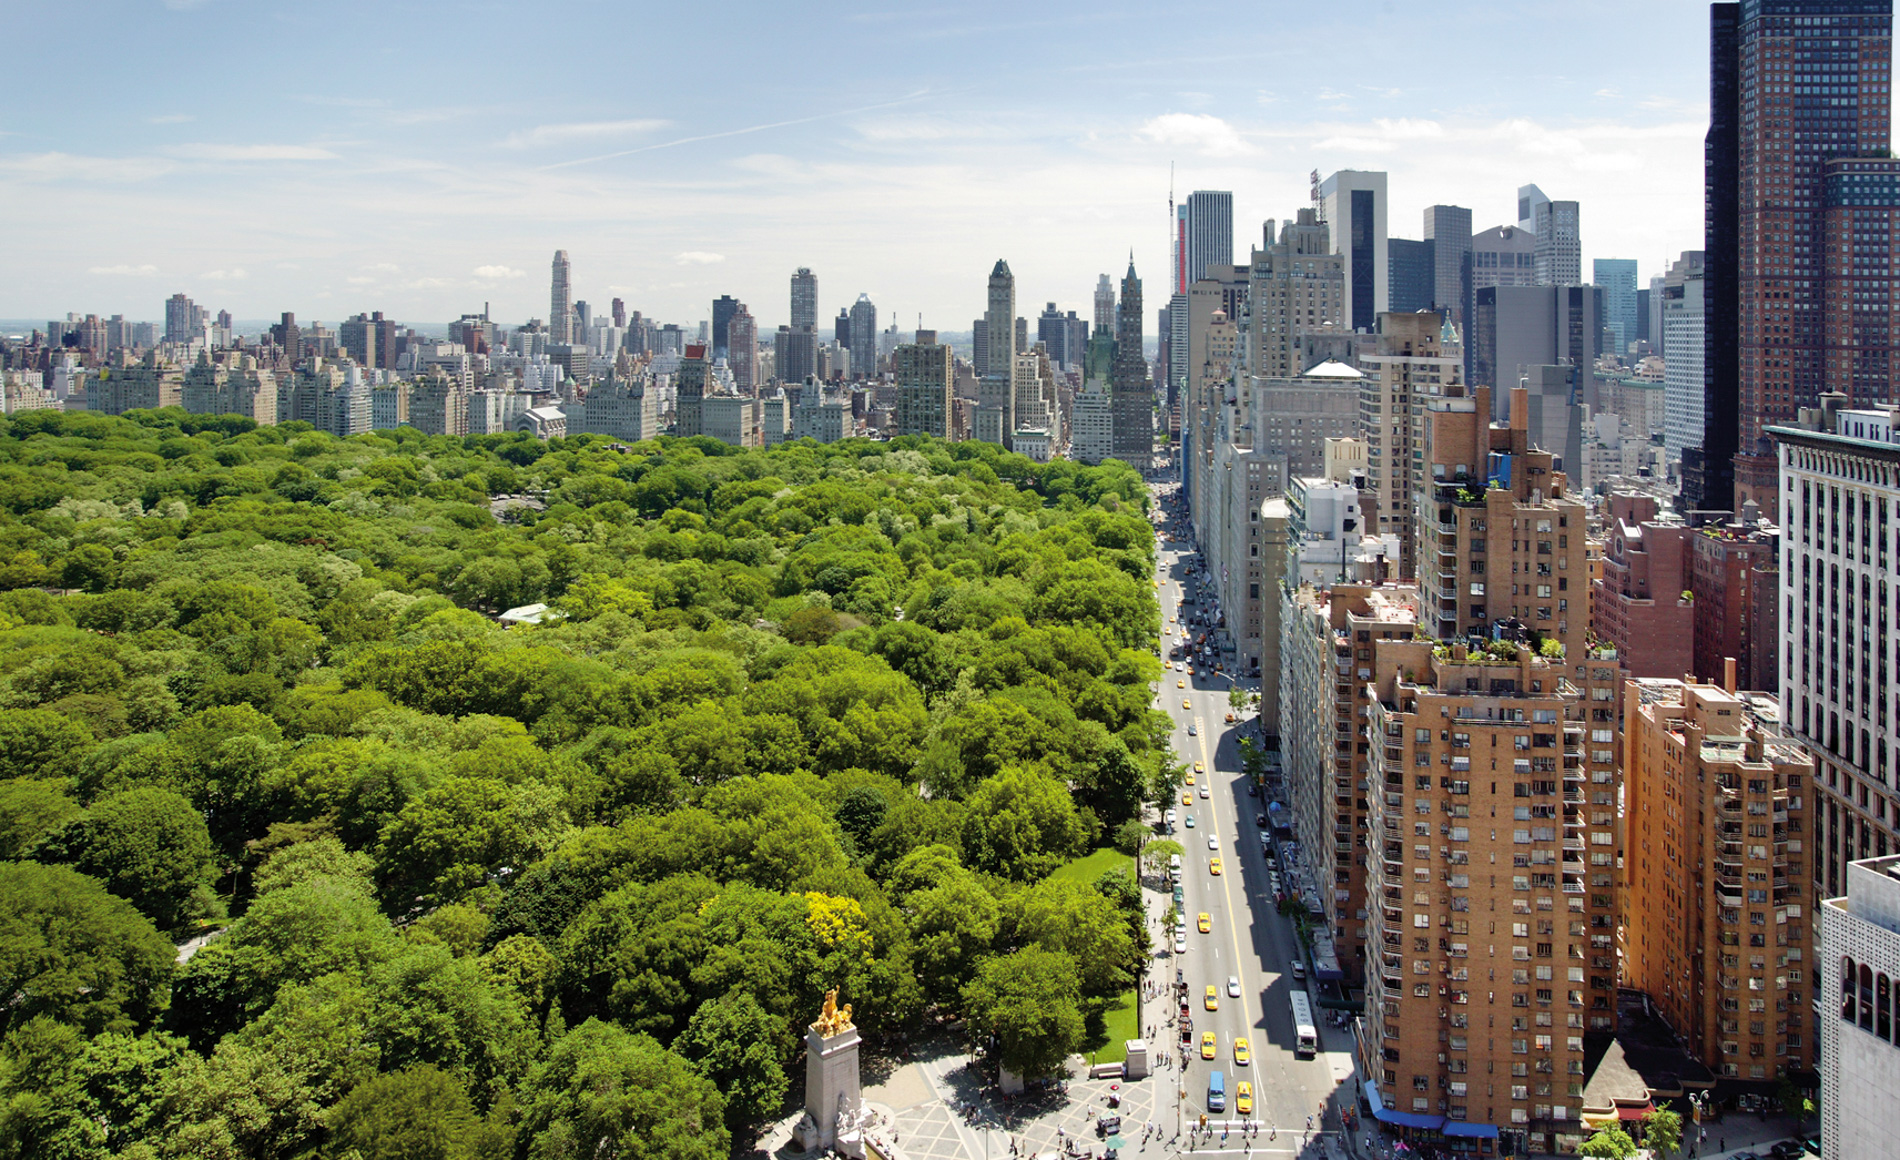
[[1301, 358, 1364, 380]]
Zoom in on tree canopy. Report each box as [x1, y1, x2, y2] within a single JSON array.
[[0, 413, 1169, 1154]]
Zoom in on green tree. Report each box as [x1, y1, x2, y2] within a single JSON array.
[[327, 1064, 505, 1160], [516, 1018, 728, 1160], [34, 786, 217, 933], [674, 990, 791, 1133], [0, 778, 82, 860], [0, 709, 94, 782], [961, 947, 1085, 1082], [1141, 838, 1184, 879], [960, 767, 1089, 881], [1005, 878, 1136, 999], [1640, 1106, 1683, 1159], [0, 862, 174, 1036], [1579, 1126, 1638, 1159], [375, 776, 572, 908]]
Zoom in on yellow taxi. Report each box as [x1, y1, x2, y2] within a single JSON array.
[[1204, 985, 1219, 1010], [1200, 1031, 1217, 1059], [1182, 699, 1192, 710], [1209, 857, 1223, 876], [1233, 1037, 1251, 1066], [1224, 712, 1236, 723], [1184, 772, 1195, 785], [1193, 761, 1205, 774], [1177, 678, 1185, 688], [1235, 1081, 1254, 1114], [1169, 615, 1177, 624], [1197, 911, 1211, 933], [1182, 791, 1192, 805]]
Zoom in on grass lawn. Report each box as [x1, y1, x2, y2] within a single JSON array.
[[1082, 988, 1141, 1064], [1051, 846, 1134, 885]]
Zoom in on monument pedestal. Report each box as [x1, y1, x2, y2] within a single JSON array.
[[794, 1023, 865, 1154]]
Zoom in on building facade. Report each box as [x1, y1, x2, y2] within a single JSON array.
[[1623, 676, 1814, 1080], [1820, 855, 1900, 1160], [893, 333, 953, 440], [1321, 170, 1389, 333]]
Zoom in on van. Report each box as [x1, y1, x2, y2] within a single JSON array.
[[1169, 854, 1182, 879], [1206, 1070, 1226, 1112]]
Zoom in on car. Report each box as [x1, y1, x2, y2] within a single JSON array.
[[1226, 975, 1240, 997], [1207, 835, 1219, 850], [1290, 961, 1306, 981], [1768, 1144, 1806, 1160], [1169, 615, 1177, 624], [1193, 761, 1205, 774], [1255, 813, 1269, 828], [1209, 857, 1223, 875], [1182, 791, 1193, 805], [1204, 985, 1219, 1010], [1174, 932, 1187, 954], [1185, 814, 1195, 827], [1177, 679, 1185, 688], [1165, 809, 1177, 827], [1182, 699, 1192, 709], [1184, 772, 1195, 785], [1198, 786, 1209, 799], [1198, 912, 1211, 933], [1224, 712, 1236, 723], [1200, 1032, 1216, 1059], [1188, 723, 1197, 735], [1233, 1037, 1250, 1065], [1235, 1081, 1253, 1114]]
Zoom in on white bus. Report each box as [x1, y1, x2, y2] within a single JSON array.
[[1289, 989, 1318, 1059]]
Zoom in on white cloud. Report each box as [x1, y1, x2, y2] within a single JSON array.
[[1136, 113, 1253, 158], [674, 251, 726, 265], [200, 268, 247, 281], [473, 265, 525, 279], [0, 152, 174, 182], [169, 143, 337, 161], [89, 264, 158, 276], [346, 275, 378, 285], [504, 119, 667, 148]]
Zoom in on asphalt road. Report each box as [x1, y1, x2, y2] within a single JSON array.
[[1150, 480, 1350, 1155]]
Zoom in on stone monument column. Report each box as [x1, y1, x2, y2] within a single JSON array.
[[794, 988, 864, 1155]]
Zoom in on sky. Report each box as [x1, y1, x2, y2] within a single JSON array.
[[2, 0, 1719, 335]]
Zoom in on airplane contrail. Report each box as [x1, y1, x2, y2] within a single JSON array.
[[538, 90, 936, 171]]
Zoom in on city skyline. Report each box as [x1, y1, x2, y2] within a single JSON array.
[[4, 1, 1713, 329]]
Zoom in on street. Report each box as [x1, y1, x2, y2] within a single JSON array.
[[1148, 474, 1357, 1155]]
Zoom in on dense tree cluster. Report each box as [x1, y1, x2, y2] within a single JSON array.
[[0, 408, 1175, 1157]]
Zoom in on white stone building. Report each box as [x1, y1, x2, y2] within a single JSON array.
[[1821, 856, 1900, 1160]]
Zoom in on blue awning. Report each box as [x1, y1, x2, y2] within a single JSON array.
[[1443, 1122, 1500, 1139], [1365, 1079, 1385, 1115], [1374, 1108, 1446, 1130]]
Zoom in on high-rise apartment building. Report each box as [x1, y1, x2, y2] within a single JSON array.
[[1591, 494, 1694, 680], [1820, 855, 1900, 1159], [164, 292, 205, 344], [774, 326, 816, 384], [1592, 259, 1639, 355], [1423, 205, 1474, 330], [1359, 311, 1464, 578], [1249, 209, 1346, 382], [1772, 406, 1900, 910], [729, 305, 758, 391], [339, 313, 378, 371], [790, 268, 819, 332], [1715, 0, 1894, 509], [848, 294, 877, 381], [894, 331, 952, 439], [1361, 638, 1619, 1156], [975, 261, 1018, 447], [1321, 170, 1389, 332], [675, 344, 709, 437], [550, 250, 574, 344], [1182, 190, 1234, 288], [181, 352, 277, 425], [1281, 583, 1419, 988], [1624, 675, 1815, 1081], [1110, 258, 1152, 465]]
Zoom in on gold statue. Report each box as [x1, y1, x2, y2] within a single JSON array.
[[813, 988, 856, 1036]]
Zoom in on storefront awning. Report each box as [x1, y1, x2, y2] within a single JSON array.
[[1442, 1122, 1500, 1139], [1615, 1104, 1654, 1121], [1376, 1110, 1447, 1130]]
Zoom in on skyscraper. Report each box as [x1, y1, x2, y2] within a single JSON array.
[[1110, 257, 1151, 464], [550, 250, 573, 344], [611, 298, 627, 329], [1713, 0, 1894, 508], [848, 294, 877, 380], [1423, 204, 1473, 328], [1094, 274, 1115, 332], [1662, 252, 1708, 465], [1319, 170, 1388, 331], [790, 267, 818, 332], [711, 295, 740, 360], [975, 260, 1018, 446], [164, 292, 203, 344], [1535, 202, 1583, 286], [729, 305, 758, 391], [1385, 238, 1434, 314], [1182, 190, 1234, 288], [1593, 258, 1639, 354], [894, 331, 952, 439]]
